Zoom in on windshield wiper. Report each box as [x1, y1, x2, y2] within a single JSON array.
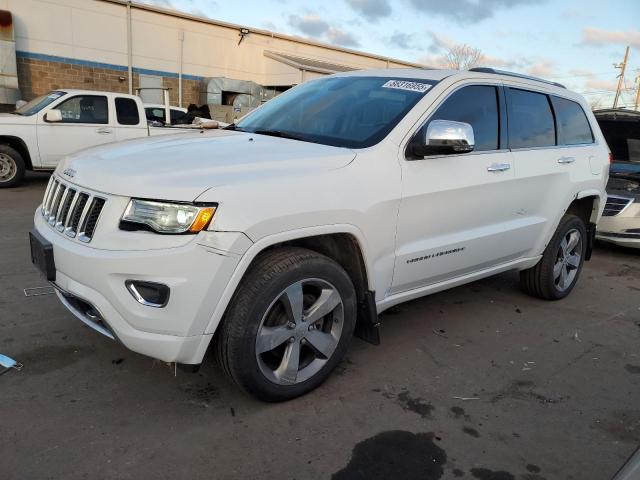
[[223, 123, 247, 131], [252, 129, 309, 142]]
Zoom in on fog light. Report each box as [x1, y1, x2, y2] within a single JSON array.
[[125, 280, 170, 308]]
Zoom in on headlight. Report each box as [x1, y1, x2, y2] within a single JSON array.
[[121, 199, 216, 234]]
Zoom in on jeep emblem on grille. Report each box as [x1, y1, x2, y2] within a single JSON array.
[[63, 168, 76, 178]]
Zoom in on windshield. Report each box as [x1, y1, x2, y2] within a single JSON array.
[[236, 76, 436, 148], [14, 91, 66, 116]]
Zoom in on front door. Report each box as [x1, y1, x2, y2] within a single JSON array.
[[37, 94, 114, 167], [391, 84, 518, 295]]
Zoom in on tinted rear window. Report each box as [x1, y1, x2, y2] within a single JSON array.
[[507, 88, 555, 149], [552, 96, 593, 145], [116, 98, 140, 125]]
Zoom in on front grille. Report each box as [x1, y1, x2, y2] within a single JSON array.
[[602, 195, 634, 217], [41, 176, 106, 243]]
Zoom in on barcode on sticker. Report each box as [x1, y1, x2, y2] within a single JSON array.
[[382, 80, 432, 93]]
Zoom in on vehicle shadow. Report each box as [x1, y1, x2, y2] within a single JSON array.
[[595, 239, 640, 257]]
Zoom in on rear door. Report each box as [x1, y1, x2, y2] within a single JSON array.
[[114, 97, 148, 142], [37, 94, 114, 167], [503, 88, 594, 258], [391, 83, 518, 294]]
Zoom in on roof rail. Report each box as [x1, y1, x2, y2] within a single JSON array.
[[468, 67, 566, 89]]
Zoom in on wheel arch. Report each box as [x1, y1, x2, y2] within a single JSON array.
[[203, 225, 374, 337], [572, 190, 603, 224], [0, 136, 33, 170], [565, 191, 604, 261]]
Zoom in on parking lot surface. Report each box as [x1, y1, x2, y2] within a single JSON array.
[[1, 173, 639, 480]]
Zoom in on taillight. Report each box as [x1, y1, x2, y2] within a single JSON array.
[[609, 152, 614, 163]]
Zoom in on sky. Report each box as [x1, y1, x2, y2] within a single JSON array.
[[140, 0, 640, 108]]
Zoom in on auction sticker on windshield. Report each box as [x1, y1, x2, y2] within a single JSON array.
[[382, 80, 432, 93]]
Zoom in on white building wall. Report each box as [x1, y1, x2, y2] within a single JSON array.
[[1, 0, 422, 86]]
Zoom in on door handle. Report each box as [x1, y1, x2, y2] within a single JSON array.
[[96, 128, 113, 134], [487, 163, 511, 172], [557, 156, 575, 164]]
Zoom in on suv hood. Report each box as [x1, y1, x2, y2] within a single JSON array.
[[56, 130, 356, 201]]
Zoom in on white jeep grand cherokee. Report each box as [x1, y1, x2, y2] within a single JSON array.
[[30, 68, 609, 401]]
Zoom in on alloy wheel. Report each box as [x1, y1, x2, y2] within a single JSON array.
[[255, 278, 344, 385], [553, 228, 582, 292]]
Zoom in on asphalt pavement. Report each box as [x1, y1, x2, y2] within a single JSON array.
[[1, 172, 639, 480]]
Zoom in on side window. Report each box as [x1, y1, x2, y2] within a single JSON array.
[[116, 98, 140, 125], [551, 96, 593, 145], [55, 95, 108, 124], [507, 89, 555, 148], [170, 109, 186, 124], [428, 85, 500, 151], [145, 108, 165, 123]]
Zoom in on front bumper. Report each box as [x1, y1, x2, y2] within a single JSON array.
[[597, 202, 640, 249], [34, 209, 244, 364]]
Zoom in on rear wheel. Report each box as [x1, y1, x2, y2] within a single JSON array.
[[215, 247, 356, 401], [0, 145, 26, 188], [520, 214, 587, 300]]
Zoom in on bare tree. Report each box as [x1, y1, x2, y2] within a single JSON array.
[[589, 97, 603, 111], [445, 44, 483, 70]]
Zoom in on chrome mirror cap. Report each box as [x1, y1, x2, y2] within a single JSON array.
[[425, 120, 475, 154]]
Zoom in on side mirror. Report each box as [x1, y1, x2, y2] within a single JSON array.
[[413, 120, 475, 157], [44, 109, 62, 123]]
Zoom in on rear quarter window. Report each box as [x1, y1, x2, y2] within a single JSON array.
[[116, 98, 140, 125], [551, 96, 593, 145]]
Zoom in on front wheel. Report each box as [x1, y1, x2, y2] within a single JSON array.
[[215, 247, 356, 401], [520, 214, 587, 300], [0, 145, 26, 188]]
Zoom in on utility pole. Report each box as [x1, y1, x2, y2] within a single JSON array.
[[635, 74, 640, 111], [612, 45, 630, 109]]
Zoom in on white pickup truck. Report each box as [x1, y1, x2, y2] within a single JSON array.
[[0, 90, 183, 187]]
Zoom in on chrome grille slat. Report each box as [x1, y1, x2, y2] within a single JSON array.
[[44, 179, 60, 216], [79, 198, 106, 243], [67, 193, 90, 237], [56, 188, 77, 232], [55, 188, 71, 227], [75, 195, 96, 241], [41, 177, 55, 215], [39, 176, 106, 243], [48, 184, 66, 225], [602, 195, 633, 217], [63, 190, 81, 230]]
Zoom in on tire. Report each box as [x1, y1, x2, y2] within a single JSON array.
[[215, 247, 357, 401], [520, 214, 587, 300], [0, 145, 26, 188]]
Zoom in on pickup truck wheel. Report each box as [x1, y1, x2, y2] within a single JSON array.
[[215, 247, 356, 401], [520, 214, 587, 300], [0, 145, 25, 188]]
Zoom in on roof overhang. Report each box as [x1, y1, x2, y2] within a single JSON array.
[[264, 51, 357, 75]]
